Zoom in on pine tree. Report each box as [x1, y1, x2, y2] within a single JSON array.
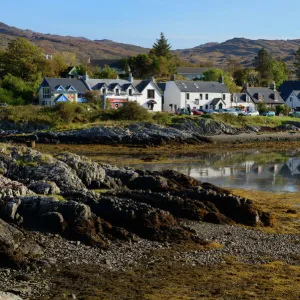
[[152, 33, 172, 58], [294, 47, 300, 80], [253, 48, 273, 86]]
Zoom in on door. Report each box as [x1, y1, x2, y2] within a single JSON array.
[[219, 103, 223, 110]]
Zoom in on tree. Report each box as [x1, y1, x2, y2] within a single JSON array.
[[271, 60, 289, 87], [294, 47, 300, 80], [46, 54, 68, 77], [244, 69, 260, 87], [253, 48, 273, 86], [0, 38, 48, 82], [257, 102, 268, 114], [94, 66, 118, 79], [83, 90, 101, 104], [202, 68, 240, 93], [151, 33, 172, 58]]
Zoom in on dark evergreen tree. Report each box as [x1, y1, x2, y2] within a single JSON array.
[[152, 33, 172, 58], [294, 47, 300, 80], [253, 48, 273, 86]]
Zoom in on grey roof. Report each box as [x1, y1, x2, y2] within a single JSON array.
[[278, 81, 300, 101], [86, 79, 140, 94], [176, 67, 209, 74], [245, 87, 285, 104], [210, 98, 225, 106], [135, 80, 152, 93], [174, 80, 229, 93], [157, 82, 166, 92], [41, 78, 90, 93], [232, 93, 250, 103]]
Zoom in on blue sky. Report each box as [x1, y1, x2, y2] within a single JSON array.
[[1, 0, 300, 49]]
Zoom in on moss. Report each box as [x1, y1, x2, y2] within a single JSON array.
[[15, 159, 37, 167]]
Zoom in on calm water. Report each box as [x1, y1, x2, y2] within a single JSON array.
[[127, 150, 300, 192]]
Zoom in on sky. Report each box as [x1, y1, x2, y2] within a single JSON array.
[[1, 0, 300, 49]]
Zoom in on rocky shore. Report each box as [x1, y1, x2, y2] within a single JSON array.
[[0, 144, 281, 298], [2, 118, 300, 146]]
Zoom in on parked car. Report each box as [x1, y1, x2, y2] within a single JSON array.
[[203, 109, 218, 114], [247, 110, 259, 116], [0, 103, 8, 107], [223, 108, 239, 116], [192, 109, 204, 115], [291, 111, 300, 118], [262, 111, 275, 117]]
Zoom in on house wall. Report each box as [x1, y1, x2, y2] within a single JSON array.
[[163, 82, 182, 112], [39, 87, 78, 106], [138, 82, 162, 112], [285, 92, 300, 110]]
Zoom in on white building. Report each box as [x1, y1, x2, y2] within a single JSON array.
[[38, 75, 162, 111], [163, 77, 231, 112], [278, 81, 300, 111]]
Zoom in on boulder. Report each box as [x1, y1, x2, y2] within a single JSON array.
[[28, 181, 60, 195]]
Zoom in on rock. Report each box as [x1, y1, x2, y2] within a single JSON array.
[[55, 152, 106, 189], [0, 218, 43, 268], [15, 274, 33, 282], [127, 176, 169, 192], [0, 291, 24, 300], [28, 181, 60, 195]]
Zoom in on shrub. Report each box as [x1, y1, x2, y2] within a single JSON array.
[[257, 102, 268, 114], [114, 101, 152, 121], [152, 112, 173, 125]]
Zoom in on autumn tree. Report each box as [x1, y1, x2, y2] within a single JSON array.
[[93, 66, 118, 79], [202, 68, 240, 93], [0, 38, 48, 82]]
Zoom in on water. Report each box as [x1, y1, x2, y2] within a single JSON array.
[[127, 150, 300, 192]]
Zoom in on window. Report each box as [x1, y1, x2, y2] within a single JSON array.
[[200, 106, 203, 110], [42, 87, 51, 99], [205, 105, 208, 109], [147, 89, 155, 99], [186, 93, 190, 100], [195, 99, 199, 105], [200, 94, 203, 100], [102, 88, 106, 94], [116, 89, 120, 95], [205, 94, 208, 100], [290, 96, 293, 102], [223, 94, 226, 100], [129, 89, 133, 96]]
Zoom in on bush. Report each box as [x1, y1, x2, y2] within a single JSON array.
[[257, 102, 268, 114], [114, 101, 152, 121], [152, 112, 173, 125]]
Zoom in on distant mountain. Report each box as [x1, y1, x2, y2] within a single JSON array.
[[0, 22, 149, 63], [175, 38, 300, 67], [1, 22, 300, 68]]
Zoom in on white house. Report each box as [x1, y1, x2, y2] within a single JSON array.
[[231, 93, 256, 111], [38, 75, 162, 111], [278, 81, 300, 111], [38, 77, 90, 106], [163, 77, 231, 112]]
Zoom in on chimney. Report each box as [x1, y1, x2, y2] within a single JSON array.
[[218, 75, 224, 84], [270, 81, 276, 91], [87, 56, 91, 64], [170, 74, 176, 81], [243, 82, 249, 91], [83, 71, 89, 81], [128, 72, 134, 83], [151, 76, 155, 83]]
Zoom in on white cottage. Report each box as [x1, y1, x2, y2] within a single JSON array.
[[278, 81, 300, 111], [163, 77, 231, 112]]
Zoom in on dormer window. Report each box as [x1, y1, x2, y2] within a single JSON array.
[[128, 89, 133, 96], [102, 88, 106, 94], [116, 89, 120, 95], [56, 85, 65, 91]]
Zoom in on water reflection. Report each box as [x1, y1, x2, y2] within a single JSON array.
[[130, 151, 300, 192]]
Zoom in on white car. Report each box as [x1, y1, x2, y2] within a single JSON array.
[[247, 111, 259, 116]]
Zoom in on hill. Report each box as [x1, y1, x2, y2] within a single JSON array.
[[175, 38, 300, 67], [0, 22, 149, 63], [1, 22, 300, 68]]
